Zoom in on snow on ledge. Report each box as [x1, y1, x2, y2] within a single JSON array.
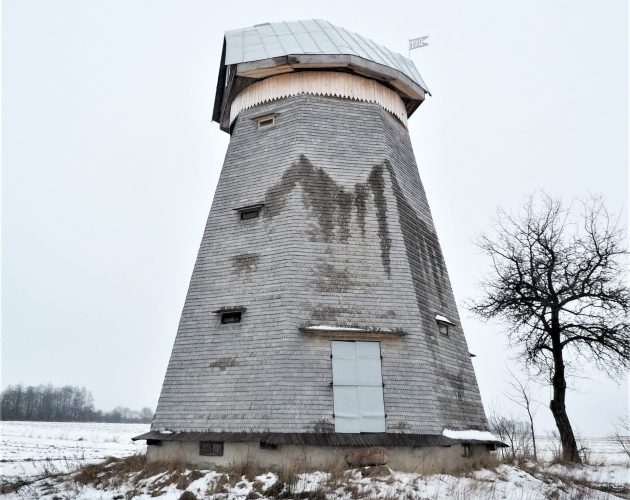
[[435, 314, 456, 325], [443, 429, 500, 442], [301, 324, 405, 336], [306, 325, 366, 332]]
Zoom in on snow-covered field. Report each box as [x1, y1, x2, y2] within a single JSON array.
[[0, 421, 628, 499], [0, 421, 148, 480], [536, 435, 629, 466]]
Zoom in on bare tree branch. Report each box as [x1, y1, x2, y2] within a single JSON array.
[[469, 191, 629, 463]]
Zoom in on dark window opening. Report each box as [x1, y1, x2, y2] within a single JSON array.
[[147, 439, 162, 446], [240, 207, 260, 220], [259, 442, 277, 450], [200, 441, 224, 456], [221, 311, 242, 324], [256, 116, 276, 128], [462, 443, 472, 458]]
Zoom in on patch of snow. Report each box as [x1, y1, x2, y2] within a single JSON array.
[[443, 428, 500, 442], [435, 314, 455, 324], [0, 421, 148, 480], [306, 325, 368, 332]]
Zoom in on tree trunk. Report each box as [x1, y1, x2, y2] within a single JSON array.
[[526, 403, 537, 461], [549, 327, 581, 463]]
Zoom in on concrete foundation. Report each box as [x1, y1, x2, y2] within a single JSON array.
[[146, 441, 490, 471]]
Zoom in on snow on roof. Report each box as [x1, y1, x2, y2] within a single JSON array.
[[442, 428, 500, 442], [435, 314, 456, 325]]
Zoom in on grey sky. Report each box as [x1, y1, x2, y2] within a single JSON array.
[[3, 0, 628, 435]]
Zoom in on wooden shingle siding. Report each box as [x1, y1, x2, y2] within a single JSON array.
[[151, 93, 489, 436]]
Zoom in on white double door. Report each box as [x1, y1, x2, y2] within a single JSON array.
[[331, 341, 386, 433]]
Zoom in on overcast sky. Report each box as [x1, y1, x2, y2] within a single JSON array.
[[3, 0, 628, 435]]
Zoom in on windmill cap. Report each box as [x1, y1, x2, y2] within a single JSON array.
[[213, 19, 430, 130]]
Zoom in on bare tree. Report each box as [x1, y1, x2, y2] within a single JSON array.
[[470, 193, 630, 463], [489, 410, 532, 461], [612, 417, 630, 460], [505, 369, 538, 461]]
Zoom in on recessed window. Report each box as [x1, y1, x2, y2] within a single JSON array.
[[147, 439, 162, 446], [235, 203, 264, 221], [221, 312, 242, 324], [462, 443, 472, 458], [435, 314, 455, 337], [199, 441, 224, 456], [240, 207, 260, 220], [254, 114, 277, 128]]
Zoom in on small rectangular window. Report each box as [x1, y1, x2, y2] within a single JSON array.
[[147, 439, 162, 446], [221, 311, 242, 324], [253, 113, 277, 129], [200, 441, 224, 456], [462, 443, 472, 457], [257, 117, 275, 128], [240, 208, 260, 220], [435, 315, 455, 337]]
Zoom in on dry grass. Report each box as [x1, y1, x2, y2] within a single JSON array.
[[0, 478, 32, 494], [72, 454, 204, 497], [206, 473, 230, 496], [220, 453, 265, 481], [519, 461, 630, 499]]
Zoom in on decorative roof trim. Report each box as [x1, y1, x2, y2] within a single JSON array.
[[230, 71, 408, 126]]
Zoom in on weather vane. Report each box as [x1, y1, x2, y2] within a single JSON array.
[[408, 36, 429, 57]]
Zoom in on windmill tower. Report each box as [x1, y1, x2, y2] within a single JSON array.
[[135, 19, 500, 468]]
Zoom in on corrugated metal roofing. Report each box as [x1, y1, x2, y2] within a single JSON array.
[[224, 19, 429, 93]]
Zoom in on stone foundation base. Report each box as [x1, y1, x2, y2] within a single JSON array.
[[146, 441, 490, 471]]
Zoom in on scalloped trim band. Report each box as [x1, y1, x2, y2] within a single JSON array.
[[230, 71, 408, 127]]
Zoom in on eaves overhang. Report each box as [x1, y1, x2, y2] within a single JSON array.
[[213, 52, 427, 132]]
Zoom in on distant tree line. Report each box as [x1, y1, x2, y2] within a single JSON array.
[[0, 384, 153, 423]]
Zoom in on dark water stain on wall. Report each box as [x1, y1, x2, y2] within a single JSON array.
[[264, 155, 392, 277], [264, 155, 352, 243], [368, 165, 392, 277], [354, 183, 368, 238], [383, 160, 447, 309]]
